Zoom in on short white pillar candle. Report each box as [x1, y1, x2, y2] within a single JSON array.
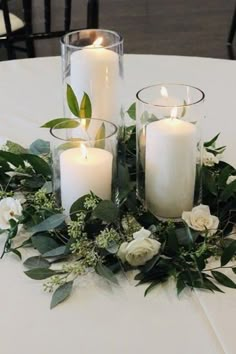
[[60, 145, 113, 215]]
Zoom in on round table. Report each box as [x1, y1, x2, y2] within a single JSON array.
[[0, 55, 236, 354]]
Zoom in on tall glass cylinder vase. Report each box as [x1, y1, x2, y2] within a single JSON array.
[[50, 118, 118, 216], [136, 84, 205, 221], [61, 29, 124, 127]]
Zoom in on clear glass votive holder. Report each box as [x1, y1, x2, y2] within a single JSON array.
[[50, 118, 118, 215], [61, 29, 124, 126], [136, 83, 205, 221]]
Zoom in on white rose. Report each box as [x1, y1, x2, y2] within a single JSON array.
[[226, 175, 236, 185], [117, 227, 161, 267], [203, 150, 219, 167], [0, 197, 23, 230], [182, 204, 219, 236]]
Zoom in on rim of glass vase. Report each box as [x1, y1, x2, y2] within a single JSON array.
[[61, 29, 123, 50], [136, 83, 205, 107], [50, 118, 118, 142]]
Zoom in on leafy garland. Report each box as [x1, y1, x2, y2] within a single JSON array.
[[1, 85, 236, 309]]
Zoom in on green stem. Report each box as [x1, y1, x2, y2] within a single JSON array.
[[204, 265, 236, 272]]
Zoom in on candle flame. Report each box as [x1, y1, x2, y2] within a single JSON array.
[[93, 37, 103, 47], [81, 143, 88, 159], [160, 86, 168, 98], [171, 106, 178, 119]]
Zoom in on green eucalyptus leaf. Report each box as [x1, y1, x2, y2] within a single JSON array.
[[80, 92, 92, 118], [142, 254, 160, 273], [32, 234, 60, 254], [41, 118, 79, 129], [23, 256, 50, 269], [8, 219, 18, 239], [176, 226, 199, 246], [202, 277, 224, 293], [30, 214, 66, 233], [94, 123, 106, 149], [5, 141, 27, 154], [165, 228, 179, 256], [9, 248, 22, 259], [0, 151, 25, 168], [127, 103, 136, 120], [22, 176, 45, 190], [220, 180, 236, 202], [204, 133, 220, 148], [70, 194, 90, 220], [93, 200, 119, 223], [221, 240, 236, 266], [21, 154, 51, 177], [218, 166, 234, 188], [176, 275, 186, 295], [29, 139, 50, 155], [203, 168, 217, 196], [42, 181, 53, 194], [144, 280, 161, 296], [67, 84, 80, 117], [212, 270, 236, 289], [50, 281, 73, 309], [43, 245, 67, 258], [25, 268, 57, 280], [95, 261, 118, 284]]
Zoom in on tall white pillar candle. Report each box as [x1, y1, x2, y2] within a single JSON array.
[[70, 41, 120, 124], [60, 146, 113, 215], [145, 118, 197, 218]]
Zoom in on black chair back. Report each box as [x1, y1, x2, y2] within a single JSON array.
[[0, 0, 99, 59]]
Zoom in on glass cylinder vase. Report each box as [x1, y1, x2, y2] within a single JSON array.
[[61, 29, 124, 126], [50, 118, 118, 216], [136, 83, 205, 221]]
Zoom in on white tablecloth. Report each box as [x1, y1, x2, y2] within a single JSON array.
[[0, 55, 236, 354]]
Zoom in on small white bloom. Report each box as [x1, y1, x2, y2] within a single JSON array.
[[13, 192, 26, 204], [133, 227, 151, 240], [117, 227, 161, 267], [226, 175, 236, 185], [0, 197, 22, 230], [203, 150, 219, 167], [182, 204, 219, 236]]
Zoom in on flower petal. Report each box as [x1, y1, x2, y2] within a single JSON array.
[[133, 227, 151, 240]]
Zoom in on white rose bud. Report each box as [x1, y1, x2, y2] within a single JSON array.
[[202, 150, 219, 167], [182, 204, 219, 236], [117, 227, 161, 267], [0, 197, 22, 230]]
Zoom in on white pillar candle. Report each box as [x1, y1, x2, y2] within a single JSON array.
[[60, 146, 113, 215], [145, 118, 197, 218], [70, 39, 120, 124]]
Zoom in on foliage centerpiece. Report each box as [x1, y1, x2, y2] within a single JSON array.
[[1, 86, 236, 308]]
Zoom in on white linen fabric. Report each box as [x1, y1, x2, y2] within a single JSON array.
[[0, 10, 24, 35], [0, 55, 235, 354]]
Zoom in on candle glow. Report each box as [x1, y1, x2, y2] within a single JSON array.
[[160, 86, 168, 98], [93, 37, 103, 47]]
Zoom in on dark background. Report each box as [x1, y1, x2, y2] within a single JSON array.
[[1, 0, 235, 59]]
